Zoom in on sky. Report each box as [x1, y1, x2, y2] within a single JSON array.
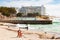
[[0, 0, 60, 17]]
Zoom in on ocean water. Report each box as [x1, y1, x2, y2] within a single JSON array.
[[27, 22, 60, 33], [15, 17, 60, 33]]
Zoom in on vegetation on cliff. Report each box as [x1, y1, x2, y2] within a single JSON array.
[[0, 7, 16, 17]]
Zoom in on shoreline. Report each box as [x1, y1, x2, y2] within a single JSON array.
[[0, 22, 60, 40]]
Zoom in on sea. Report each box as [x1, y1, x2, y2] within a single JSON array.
[[12, 17, 60, 34]]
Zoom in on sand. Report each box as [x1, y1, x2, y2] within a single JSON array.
[[0, 22, 60, 40]]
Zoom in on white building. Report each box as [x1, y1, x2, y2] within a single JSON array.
[[40, 5, 45, 15], [19, 5, 45, 16]]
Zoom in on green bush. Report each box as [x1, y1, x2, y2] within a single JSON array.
[[2, 12, 10, 17], [0, 7, 16, 17], [16, 13, 23, 17]]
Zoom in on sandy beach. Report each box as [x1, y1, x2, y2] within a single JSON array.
[[0, 22, 60, 40]]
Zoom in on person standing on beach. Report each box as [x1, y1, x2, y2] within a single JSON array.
[[17, 29, 22, 38]]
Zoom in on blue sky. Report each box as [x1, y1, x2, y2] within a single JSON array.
[[0, 0, 60, 6], [0, 0, 54, 7], [52, 0, 60, 4], [0, 0, 60, 17]]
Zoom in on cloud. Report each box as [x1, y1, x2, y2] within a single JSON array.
[[45, 4, 60, 17], [0, 0, 53, 7]]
